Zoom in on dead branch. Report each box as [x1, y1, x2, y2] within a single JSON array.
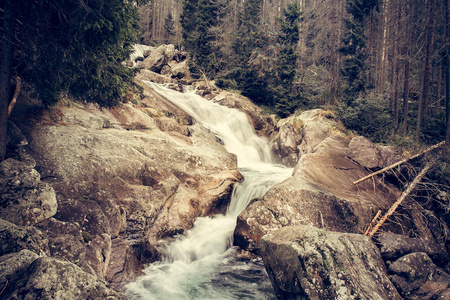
[[353, 141, 445, 185], [363, 210, 382, 235], [0, 280, 7, 296], [366, 157, 437, 238], [8, 76, 22, 116]]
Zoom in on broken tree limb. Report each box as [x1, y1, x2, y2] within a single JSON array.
[[7, 76, 22, 116], [363, 210, 382, 235], [366, 157, 437, 238], [352, 140, 445, 185]]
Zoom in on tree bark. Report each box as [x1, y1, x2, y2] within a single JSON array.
[[402, 58, 410, 135], [401, 0, 411, 135], [0, 1, 16, 161], [444, 0, 450, 159], [415, 0, 433, 142]]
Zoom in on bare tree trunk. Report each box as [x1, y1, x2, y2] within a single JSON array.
[[445, 0, 450, 159], [402, 58, 410, 135], [0, 1, 16, 161], [435, 64, 443, 115], [378, 0, 390, 92], [401, 0, 411, 135], [415, 0, 433, 142]]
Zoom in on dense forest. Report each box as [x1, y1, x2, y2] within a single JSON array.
[[140, 0, 450, 153]]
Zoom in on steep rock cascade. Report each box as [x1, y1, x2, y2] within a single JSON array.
[[125, 83, 292, 299]]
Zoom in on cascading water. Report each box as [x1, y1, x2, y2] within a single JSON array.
[[125, 82, 293, 299]]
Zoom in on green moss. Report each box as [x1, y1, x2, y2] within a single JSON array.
[[82, 231, 93, 243]]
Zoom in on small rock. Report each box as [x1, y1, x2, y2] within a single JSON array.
[[377, 231, 450, 267]]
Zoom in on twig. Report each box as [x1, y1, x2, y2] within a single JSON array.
[[8, 76, 22, 116], [353, 141, 445, 185], [367, 157, 437, 238], [0, 280, 8, 296]]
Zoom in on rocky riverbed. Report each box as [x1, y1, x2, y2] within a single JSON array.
[[1, 44, 449, 299]]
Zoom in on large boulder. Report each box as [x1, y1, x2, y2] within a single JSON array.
[[389, 252, 450, 299], [270, 116, 303, 166], [170, 60, 189, 79], [143, 44, 176, 72], [0, 249, 39, 291], [23, 90, 240, 284], [0, 158, 57, 226], [3, 257, 126, 299], [377, 231, 450, 267], [348, 136, 402, 170], [234, 132, 400, 252], [260, 225, 402, 300]]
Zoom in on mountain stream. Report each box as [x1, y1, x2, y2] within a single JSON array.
[[125, 82, 293, 299]]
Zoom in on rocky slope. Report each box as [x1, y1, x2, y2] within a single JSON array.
[[1, 47, 241, 297], [1, 44, 449, 299]]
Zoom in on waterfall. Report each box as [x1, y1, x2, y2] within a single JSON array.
[[125, 82, 292, 300]]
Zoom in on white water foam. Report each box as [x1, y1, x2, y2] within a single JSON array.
[[125, 82, 292, 299]]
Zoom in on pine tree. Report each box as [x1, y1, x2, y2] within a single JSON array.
[[339, 0, 378, 104], [180, 0, 221, 78], [0, 0, 148, 160], [272, 2, 303, 116], [216, 0, 264, 95]]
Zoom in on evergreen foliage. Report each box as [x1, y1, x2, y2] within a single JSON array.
[[272, 2, 303, 116], [218, 1, 303, 117], [216, 0, 264, 94], [3, 0, 147, 107], [180, 0, 221, 78], [339, 0, 378, 104]]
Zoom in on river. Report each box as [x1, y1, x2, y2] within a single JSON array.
[[124, 82, 292, 299]]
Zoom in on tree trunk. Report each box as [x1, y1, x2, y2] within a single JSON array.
[[415, 0, 433, 142], [445, 0, 450, 159], [436, 63, 442, 115], [0, 1, 16, 161], [402, 58, 410, 135], [401, 0, 411, 136]]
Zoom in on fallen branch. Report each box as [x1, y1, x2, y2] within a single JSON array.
[[0, 280, 7, 296], [366, 157, 437, 238], [353, 141, 445, 185], [363, 210, 381, 235], [8, 76, 22, 116]]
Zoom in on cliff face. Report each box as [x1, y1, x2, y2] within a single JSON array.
[[138, 0, 303, 44]]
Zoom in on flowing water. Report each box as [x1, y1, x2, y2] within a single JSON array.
[[125, 83, 293, 300]]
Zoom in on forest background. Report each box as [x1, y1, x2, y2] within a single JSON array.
[[140, 0, 449, 152]]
